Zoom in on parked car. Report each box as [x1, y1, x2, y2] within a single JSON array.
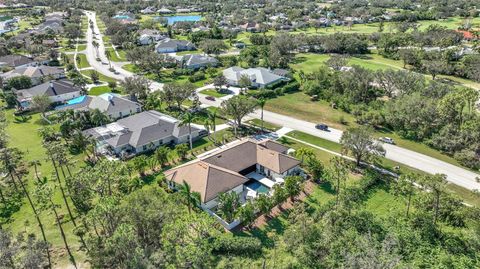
[[379, 137, 395, 144], [206, 96, 216, 101], [315, 123, 329, 131]]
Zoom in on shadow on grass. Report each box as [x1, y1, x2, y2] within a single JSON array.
[[291, 56, 308, 64], [353, 54, 373, 60]]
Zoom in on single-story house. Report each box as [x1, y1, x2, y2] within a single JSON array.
[[138, 30, 166, 45], [141, 7, 157, 14], [165, 138, 301, 216], [2, 66, 66, 86], [155, 38, 196, 53], [15, 79, 82, 109], [239, 22, 260, 32], [180, 54, 218, 70], [223, 66, 287, 88], [0, 55, 37, 69], [84, 110, 205, 157], [158, 8, 174, 14], [56, 93, 142, 120]]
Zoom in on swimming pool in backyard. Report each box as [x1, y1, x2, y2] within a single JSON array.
[[245, 179, 270, 194], [156, 15, 202, 25], [55, 95, 87, 110]]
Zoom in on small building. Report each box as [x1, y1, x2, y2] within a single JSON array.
[[83, 110, 206, 157], [180, 54, 218, 70], [0, 55, 36, 69], [158, 8, 174, 14], [1, 66, 65, 86], [140, 7, 157, 14], [155, 38, 196, 53], [138, 29, 166, 45], [15, 79, 82, 109], [223, 66, 287, 88], [56, 93, 142, 120]]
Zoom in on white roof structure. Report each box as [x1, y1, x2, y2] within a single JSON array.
[[223, 66, 285, 86]]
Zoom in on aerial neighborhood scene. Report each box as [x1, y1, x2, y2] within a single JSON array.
[[1, 0, 480, 268]]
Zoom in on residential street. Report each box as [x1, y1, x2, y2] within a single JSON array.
[[84, 11, 163, 90], [82, 12, 480, 192], [197, 92, 480, 191]]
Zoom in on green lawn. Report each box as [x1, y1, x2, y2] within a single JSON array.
[[89, 85, 113, 95], [80, 70, 117, 84], [199, 88, 229, 98], [122, 63, 138, 73], [77, 44, 87, 51], [106, 47, 127, 62], [284, 130, 480, 207], [75, 53, 90, 69], [176, 50, 203, 56], [4, 110, 87, 267], [246, 119, 282, 131]]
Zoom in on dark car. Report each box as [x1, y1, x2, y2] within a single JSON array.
[[315, 123, 329, 131], [205, 96, 216, 101]]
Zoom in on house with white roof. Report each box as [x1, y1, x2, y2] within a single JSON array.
[[223, 66, 287, 88], [155, 38, 196, 53]]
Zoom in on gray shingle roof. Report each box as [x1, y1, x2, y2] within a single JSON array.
[[16, 79, 80, 101], [88, 93, 141, 115], [182, 54, 218, 67], [2, 66, 64, 80], [0, 55, 34, 67]]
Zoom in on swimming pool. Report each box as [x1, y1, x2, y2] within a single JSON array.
[[157, 15, 202, 25], [66, 95, 87, 105], [245, 179, 270, 194], [114, 15, 132, 20]]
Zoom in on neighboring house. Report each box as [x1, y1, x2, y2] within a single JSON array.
[[83, 110, 205, 157], [42, 39, 58, 47], [158, 7, 174, 14], [180, 54, 218, 69], [141, 6, 157, 14], [1, 66, 65, 85], [15, 79, 82, 109], [0, 55, 36, 68], [56, 93, 142, 120], [239, 22, 260, 32], [165, 138, 301, 228], [223, 66, 287, 88], [36, 20, 64, 34], [155, 38, 196, 53], [138, 30, 166, 45]]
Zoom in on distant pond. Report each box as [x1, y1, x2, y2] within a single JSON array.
[[155, 15, 202, 25]]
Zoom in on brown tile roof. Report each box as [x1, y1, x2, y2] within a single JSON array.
[[165, 161, 248, 203]]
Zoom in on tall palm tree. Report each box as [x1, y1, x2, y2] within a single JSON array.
[[257, 98, 266, 133], [295, 147, 315, 163], [92, 40, 99, 58], [105, 49, 112, 69], [180, 112, 195, 150], [207, 110, 217, 144], [179, 181, 201, 214], [29, 159, 42, 180]]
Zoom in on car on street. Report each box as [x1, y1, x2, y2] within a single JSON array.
[[315, 123, 329, 131], [205, 96, 216, 101], [379, 137, 395, 144]]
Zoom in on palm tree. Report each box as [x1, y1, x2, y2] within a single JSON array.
[[217, 191, 240, 223], [295, 147, 315, 163], [207, 110, 217, 144], [92, 40, 99, 58], [29, 159, 42, 180], [180, 112, 195, 150], [105, 49, 112, 69], [178, 181, 200, 214], [257, 98, 266, 133]]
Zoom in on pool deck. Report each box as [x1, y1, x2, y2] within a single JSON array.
[[246, 172, 276, 188]]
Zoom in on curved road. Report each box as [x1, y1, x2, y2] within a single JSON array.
[[82, 11, 480, 191], [84, 11, 163, 90]]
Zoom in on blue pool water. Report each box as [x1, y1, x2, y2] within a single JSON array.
[[66, 95, 87, 105], [114, 15, 132, 20], [246, 180, 270, 194], [157, 15, 202, 25]]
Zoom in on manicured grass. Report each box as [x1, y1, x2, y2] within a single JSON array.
[[283, 130, 480, 206], [246, 119, 281, 131], [75, 53, 90, 69], [199, 88, 229, 98], [4, 110, 87, 267], [77, 44, 87, 51], [80, 70, 117, 83], [89, 85, 111, 95], [106, 47, 127, 62], [176, 50, 203, 56], [265, 92, 356, 130], [122, 63, 138, 72]]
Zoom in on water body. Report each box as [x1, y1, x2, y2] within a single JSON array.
[[156, 15, 202, 25]]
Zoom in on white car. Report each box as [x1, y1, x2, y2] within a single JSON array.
[[379, 137, 395, 144]]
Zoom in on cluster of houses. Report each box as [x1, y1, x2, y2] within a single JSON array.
[[140, 6, 204, 15]]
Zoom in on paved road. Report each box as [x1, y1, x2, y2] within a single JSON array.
[[198, 93, 480, 191], [82, 11, 480, 192], [84, 11, 163, 91]]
